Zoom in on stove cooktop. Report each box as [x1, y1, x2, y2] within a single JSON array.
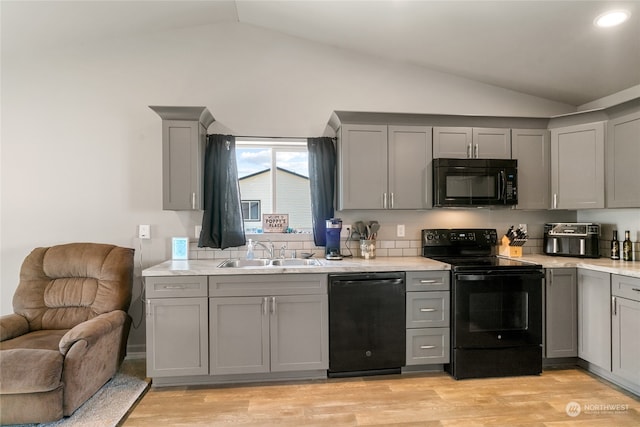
[[429, 255, 541, 271]]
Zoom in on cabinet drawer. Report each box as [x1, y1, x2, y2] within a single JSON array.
[[146, 276, 208, 298], [612, 275, 640, 302], [406, 328, 450, 365], [209, 274, 327, 297], [406, 291, 450, 328], [406, 271, 449, 291]]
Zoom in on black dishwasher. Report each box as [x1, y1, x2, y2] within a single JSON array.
[[328, 272, 406, 377]]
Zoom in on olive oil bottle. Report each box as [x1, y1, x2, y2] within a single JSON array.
[[622, 230, 632, 261], [611, 230, 620, 260]]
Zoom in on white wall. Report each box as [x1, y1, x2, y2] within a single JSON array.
[[1, 21, 577, 348]]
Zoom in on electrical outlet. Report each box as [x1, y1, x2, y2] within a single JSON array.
[[397, 224, 405, 237], [138, 224, 151, 239], [341, 224, 352, 238]]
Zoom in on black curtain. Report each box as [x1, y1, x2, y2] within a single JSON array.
[[307, 137, 336, 246], [199, 134, 246, 249]]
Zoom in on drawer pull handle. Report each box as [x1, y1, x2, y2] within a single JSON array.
[[163, 285, 186, 289], [632, 288, 640, 292], [419, 280, 437, 284], [420, 345, 436, 349], [420, 308, 436, 312]]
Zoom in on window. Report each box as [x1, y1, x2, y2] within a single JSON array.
[[236, 139, 311, 233], [241, 200, 261, 221]]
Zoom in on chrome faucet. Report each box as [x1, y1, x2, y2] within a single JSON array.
[[254, 240, 274, 259], [279, 244, 287, 259]]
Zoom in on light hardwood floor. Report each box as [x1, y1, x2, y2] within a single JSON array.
[[124, 368, 639, 426]]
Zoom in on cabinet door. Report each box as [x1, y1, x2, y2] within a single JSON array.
[[432, 127, 473, 158], [388, 126, 433, 209], [406, 291, 450, 328], [512, 129, 550, 210], [612, 297, 640, 385], [210, 297, 270, 375], [545, 269, 577, 358], [577, 269, 611, 370], [607, 111, 640, 208], [337, 124, 388, 209], [146, 297, 208, 377], [472, 128, 511, 158], [270, 295, 328, 372], [551, 122, 605, 209], [162, 120, 204, 210]]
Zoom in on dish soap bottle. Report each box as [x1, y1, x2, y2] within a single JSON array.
[[246, 239, 255, 260], [622, 231, 632, 261], [611, 230, 620, 260]]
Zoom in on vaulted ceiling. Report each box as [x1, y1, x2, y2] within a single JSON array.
[[2, 1, 639, 106]]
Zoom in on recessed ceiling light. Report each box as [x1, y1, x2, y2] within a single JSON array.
[[594, 10, 630, 27]]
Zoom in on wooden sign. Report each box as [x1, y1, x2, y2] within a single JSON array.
[[262, 214, 289, 233]]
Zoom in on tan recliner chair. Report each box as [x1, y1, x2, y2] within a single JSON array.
[[0, 243, 134, 424]]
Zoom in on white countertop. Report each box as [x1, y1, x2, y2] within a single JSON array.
[[142, 256, 451, 277], [512, 254, 640, 279], [142, 254, 640, 279]]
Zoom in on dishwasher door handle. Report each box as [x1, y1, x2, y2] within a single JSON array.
[[334, 278, 404, 287]]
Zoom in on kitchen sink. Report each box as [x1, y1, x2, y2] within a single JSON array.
[[270, 258, 322, 266], [217, 258, 322, 268]]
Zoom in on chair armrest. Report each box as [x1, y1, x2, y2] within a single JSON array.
[[0, 313, 29, 341], [59, 310, 127, 355]]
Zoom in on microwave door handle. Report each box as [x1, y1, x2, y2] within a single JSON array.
[[499, 170, 506, 203]]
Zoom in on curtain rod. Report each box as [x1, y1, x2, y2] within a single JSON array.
[[210, 134, 336, 141]]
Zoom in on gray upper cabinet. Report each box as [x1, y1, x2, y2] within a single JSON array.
[[545, 268, 577, 358], [550, 121, 605, 209], [337, 124, 432, 210], [433, 127, 511, 159], [512, 129, 550, 210], [150, 106, 215, 210], [606, 111, 640, 208]]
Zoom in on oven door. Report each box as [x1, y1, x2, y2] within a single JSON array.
[[452, 269, 544, 349]]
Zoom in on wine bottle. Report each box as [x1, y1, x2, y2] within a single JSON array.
[[611, 230, 620, 260], [622, 230, 632, 261]]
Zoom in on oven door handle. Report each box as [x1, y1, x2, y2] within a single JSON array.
[[456, 272, 545, 281]]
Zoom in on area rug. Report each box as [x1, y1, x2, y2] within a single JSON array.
[[10, 360, 150, 427]]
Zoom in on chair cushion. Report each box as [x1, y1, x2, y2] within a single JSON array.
[[0, 349, 63, 393], [13, 243, 134, 331], [0, 329, 68, 352]]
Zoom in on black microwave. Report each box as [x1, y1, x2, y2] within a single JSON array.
[[433, 158, 517, 207]]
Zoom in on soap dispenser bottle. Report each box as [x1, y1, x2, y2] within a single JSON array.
[[246, 239, 255, 260]]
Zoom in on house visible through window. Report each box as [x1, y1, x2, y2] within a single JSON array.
[[236, 139, 311, 233]]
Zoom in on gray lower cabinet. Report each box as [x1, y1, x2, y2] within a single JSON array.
[[606, 110, 640, 208], [145, 276, 209, 377], [432, 127, 511, 159], [512, 129, 550, 210], [544, 268, 577, 358], [550, 121, 605, 209], [577, 269, 611, 370], [611, 275, 640, 386], [209, 274, 328, 375], [405, 271, 450, 366]]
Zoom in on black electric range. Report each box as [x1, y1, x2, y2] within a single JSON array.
[[422, 228, 544, 380]]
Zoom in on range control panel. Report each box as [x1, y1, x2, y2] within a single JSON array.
[[422, 229, 498, 246]]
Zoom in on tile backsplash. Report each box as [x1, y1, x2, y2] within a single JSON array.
[[188, 236, 547, 260]]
